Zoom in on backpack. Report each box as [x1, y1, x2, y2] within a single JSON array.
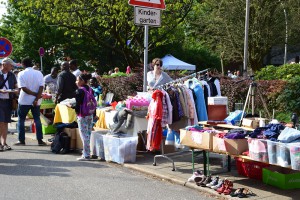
[[79, 87, 97, 117], [51, 132, 70, 154]]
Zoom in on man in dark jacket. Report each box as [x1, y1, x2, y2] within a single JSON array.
[[55, 61, 77, 104]]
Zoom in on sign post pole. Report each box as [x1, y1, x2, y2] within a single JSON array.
[[39, 47, 45, 74], [143, 25, 149, 92]]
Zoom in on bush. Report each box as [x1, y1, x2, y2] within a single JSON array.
[[221, 77, 286, 118], [277, 76, 300, 115], [100, 72, 143, 101], [256, 64, 300, 80]]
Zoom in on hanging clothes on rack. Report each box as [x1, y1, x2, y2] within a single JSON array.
[[146, 90, 164, 151], [185, 78, 208, 121], [207, 76, 221, 97]]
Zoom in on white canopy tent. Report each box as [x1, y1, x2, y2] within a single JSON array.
[[161, 54, 196, 70]]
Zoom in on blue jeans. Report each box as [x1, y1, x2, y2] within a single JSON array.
[[18, 104, 43, 142]]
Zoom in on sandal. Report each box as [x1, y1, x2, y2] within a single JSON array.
[[3, 144, 12, 150], [230, 188, 244, 197], [238, 188, 255, 198]]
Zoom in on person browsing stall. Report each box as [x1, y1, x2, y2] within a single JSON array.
[[90, 77, 102, 101], [0, 58, 18, 151], [44, 67, 59, 94], [55, 61, 77, 104], [15, 57, 46, 146], [147, 58, 172, 90], [73, 74, 96, 161]]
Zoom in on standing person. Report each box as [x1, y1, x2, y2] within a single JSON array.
[[15, 57, 46, 146], [147, 58, 172, 89], [0, 58, 18, 151], [91, 68, 100, 79], [55, 61, 77, 104], [90, 77, 102, 101], [44, 67, 59, 94], [69, 59, 81, 78], [126, 66, 131, 75], [111, 67, 119, 75], [73, 74, 96, 161]]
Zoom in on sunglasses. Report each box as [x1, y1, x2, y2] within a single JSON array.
[[155, 64, 161, 67]]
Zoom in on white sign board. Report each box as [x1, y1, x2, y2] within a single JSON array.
[[134, 7, 161, 27]]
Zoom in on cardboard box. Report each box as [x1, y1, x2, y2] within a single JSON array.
[[213, 136, 248, 155], [63, 128, 77, 149], [208, 96, 228, 105], [242, 118, 268, 129], [242, 118, 259, 129], [180, 129, 215, 150], [75, 128, 83, 150], [263, 166, 300, 189], [162, 136, 175, 154]]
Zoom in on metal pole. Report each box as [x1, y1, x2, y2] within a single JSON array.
[[40, 56, 43, 74], [282, 3, 288, 65], [143, 25, 149, 92], [243, 0, 250, 77]]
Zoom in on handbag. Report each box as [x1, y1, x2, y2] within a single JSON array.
[[11, 98, 18, 110]]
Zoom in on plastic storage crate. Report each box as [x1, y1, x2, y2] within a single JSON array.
[[248, 138, 269, 163], [103, 135, 138, 164], [288, 143, 300, 170], [235, 157, 269, 180]]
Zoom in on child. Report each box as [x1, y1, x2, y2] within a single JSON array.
[[74, 73, 96, 161]]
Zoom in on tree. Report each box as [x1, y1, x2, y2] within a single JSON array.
[[186, 0, 300, 71], [10, 0, 196, 68]]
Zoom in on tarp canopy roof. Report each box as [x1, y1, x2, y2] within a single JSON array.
[[161, 54, 196, 70]]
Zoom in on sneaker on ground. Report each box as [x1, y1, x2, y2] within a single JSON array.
[[188, 170, 203, 182], [77, 156, 90, 161], [206, 176, 219, 187], [14, 141, 26, 146], [212, 179, 224, 190]]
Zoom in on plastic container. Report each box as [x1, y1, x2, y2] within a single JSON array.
[[277, 142, 291, 167], [267, 140, 277, 164], [248, 138, 268, 162], [235, 157, 269, 180], [103, 135, 138, 164], [288, 143, 300, 170]]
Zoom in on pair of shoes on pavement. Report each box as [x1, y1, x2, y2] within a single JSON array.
[[77, 155, 91, 161], [14, 140, 47, 146]]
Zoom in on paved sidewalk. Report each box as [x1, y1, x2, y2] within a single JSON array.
[[8, 122, 298, 200]]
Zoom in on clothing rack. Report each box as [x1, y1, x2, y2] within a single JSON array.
[[152, 68, 210, 171], [155, 68, 210, 90]]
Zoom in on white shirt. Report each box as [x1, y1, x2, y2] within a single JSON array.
[[72, 69, 81, 77], [18, 67, 44, 105], [0, 73, 9, 99]]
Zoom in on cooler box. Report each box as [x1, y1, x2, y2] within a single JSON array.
[[208, 96, 228, 105], [103, 135, 138, 164]]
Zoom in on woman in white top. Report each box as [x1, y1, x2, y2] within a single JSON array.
[[147, 58, 172, 90]]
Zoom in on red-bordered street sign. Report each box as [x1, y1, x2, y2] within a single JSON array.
[[128, 0, 166, 10], [39, 47, 45, 57], [0, 37, 13, 58]]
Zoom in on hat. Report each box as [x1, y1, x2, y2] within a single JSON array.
[[2, 57, 16, 66]]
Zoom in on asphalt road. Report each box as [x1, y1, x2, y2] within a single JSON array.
[[0, 134, 215, 200]]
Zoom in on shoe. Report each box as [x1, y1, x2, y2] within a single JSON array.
[[38, 140, 47, 146], [223, 180, 233, 195], [188, 170, 203, 182], [211, 179, 223, 190], [3, 144, 12, 150], [217, 179, 228, 194], [0, 145, 3, 151], [230, 188, 244, 197], [200, 175, 212, 187], [77, 156, 90, 161], [196, 175, 207, 186], [14, 141, 26, 146], [206, 176, 219, 187]]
